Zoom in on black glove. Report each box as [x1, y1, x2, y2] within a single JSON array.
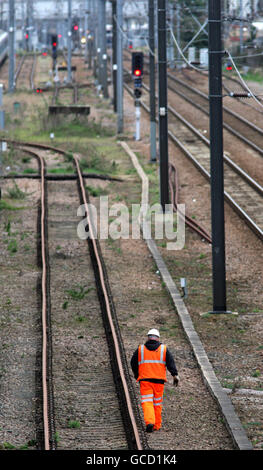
[[173, 375, 179, 387]]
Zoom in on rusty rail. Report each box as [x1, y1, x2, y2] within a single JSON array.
[[74, 155, 144, 450], [12, 141, 144, 450], [169, 162, 212, 243]]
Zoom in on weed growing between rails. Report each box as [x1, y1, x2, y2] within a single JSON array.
[[77, 196, 185, 251]]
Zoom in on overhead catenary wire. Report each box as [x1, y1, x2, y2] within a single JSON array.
[[168, 20, 263, 106], [225, 49, 263, 108], [169, 25, 208, 74], [122, 1, 263, 108], [125, 0, 263, 61], [182, 1, 208, 36], [182, 19, 208, 53], [113, 14, 130, 43]]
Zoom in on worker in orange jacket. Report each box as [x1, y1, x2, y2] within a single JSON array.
[[130, 328, 179, 433]]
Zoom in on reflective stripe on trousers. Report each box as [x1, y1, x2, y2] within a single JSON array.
[[141, 393, 154, 403], [140, 382, 164, 430], [153, 396, 163, 406]]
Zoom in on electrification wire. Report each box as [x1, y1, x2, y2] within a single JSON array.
[[182, 19, 208, 53], [225, 49, 263, 107], [113, 14, 130, 42], [223, 51, 263, 60], [169, 25, 208, 74], [118, 1, 263, 108], [181, 1, 208, 36]]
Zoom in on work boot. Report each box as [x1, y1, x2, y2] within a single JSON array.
[[146, 423, 154, 433]]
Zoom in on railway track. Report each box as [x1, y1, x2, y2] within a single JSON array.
[[124, 50, 263, 160], [52, 83, 79, 105], [166, 71, 263, 158], [176, 62, 263, 120], [0, 65, 257, 449], [14, 54, 36, 90], [169, 162, 212, 244], [123, 78, 263, 242], [9, 143, 146, 450]]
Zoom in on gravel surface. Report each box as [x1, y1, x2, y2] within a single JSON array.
[[0, 178, 41, 450], [114, 73, 263, 449], [47, 178, 128, 450]]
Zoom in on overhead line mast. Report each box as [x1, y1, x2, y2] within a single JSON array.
[[158, 0, 169, 210], [208, 0, 229, 314], [8, 0, 15, 93], [148, 0, 157, 162], [116, 0, 123, 134]]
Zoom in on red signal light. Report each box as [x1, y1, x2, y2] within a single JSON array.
[[226, 64, 232, 71], [58, 34, 62, 38], [53, 42, 57, 47], [74, 25, 78, 31], [25, 33, 29, 39], [36, 88, 43, 93], [132, 52, 143, 77]]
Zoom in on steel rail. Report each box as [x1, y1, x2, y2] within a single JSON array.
[[166, 72, 263, 157], [52, 85, 59, 105], [15, 143, 142, 449], [16, 146, 55, 450], [167, 72, 263, 135], [166, 126, 263, 242], [136, 76, 263, 197], [121, 78, 212, 243], [39, 153, 51, 450], [125, 48, 263, 130], [74, 156, 143, 450], [169, 163, 212, 244], [123, 50, 263, 156], [14, 55, 26, 85], [123, 64, 263, 194], [123, 82, 263, 242], [73, 84, 78, 103], [30, 53, 37, 90], [14, 54, 36, 90], [222, 80, 263, 116], [165, 99, 263, 197], [40, 157, 49, 450], [7, 141, 123, 183], [181, 63, 263, 116]]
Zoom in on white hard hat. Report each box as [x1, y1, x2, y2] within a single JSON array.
[[147, 328, 160, 338]]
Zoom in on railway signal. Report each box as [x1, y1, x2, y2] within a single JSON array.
[[51, 34, 57, 58], [51, 34, 57, 71], [72, 17, 79, 50], [132, 51, 143, 78], [226, 63, 232, 71], [132, 52, 144, 140]]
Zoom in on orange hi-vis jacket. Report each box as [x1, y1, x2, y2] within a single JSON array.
[[137, 344, 167, 382]]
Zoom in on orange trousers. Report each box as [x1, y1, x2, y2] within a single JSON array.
[[140, 381, 164, 430]]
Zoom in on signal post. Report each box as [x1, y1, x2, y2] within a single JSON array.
[[131, 52, 143, 141]]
